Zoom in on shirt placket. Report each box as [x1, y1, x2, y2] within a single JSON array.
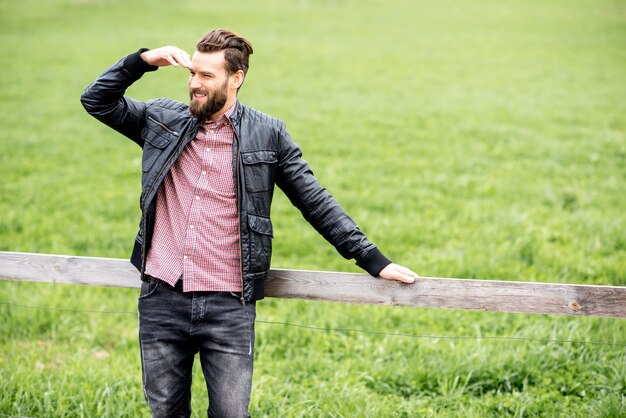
[[182, 124, 216, 290]]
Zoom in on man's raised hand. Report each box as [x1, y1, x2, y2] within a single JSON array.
[[140, 46, 192, 69]]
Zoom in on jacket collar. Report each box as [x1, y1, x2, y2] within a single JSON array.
[[229, 101, 244, 127]]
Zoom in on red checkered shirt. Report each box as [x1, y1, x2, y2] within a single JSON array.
[[145, 104, 242, 292]]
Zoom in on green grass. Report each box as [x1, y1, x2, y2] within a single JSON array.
[[1, 0, 625, 416]]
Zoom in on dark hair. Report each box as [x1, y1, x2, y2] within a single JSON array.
[[196, 29, 253, 75]]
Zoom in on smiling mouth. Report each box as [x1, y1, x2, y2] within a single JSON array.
[[191, 91, 208, 100]]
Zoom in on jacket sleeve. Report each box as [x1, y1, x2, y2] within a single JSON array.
[[80, 49, 158, 147], [274, 126, 392, 277]]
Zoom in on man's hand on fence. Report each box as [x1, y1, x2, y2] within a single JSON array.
[[140, 46, 192, 69], [378, 263, 419, 284]]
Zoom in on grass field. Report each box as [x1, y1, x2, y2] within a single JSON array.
[[1, 0, 625, 416]]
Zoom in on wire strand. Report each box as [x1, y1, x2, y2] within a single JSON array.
[[1, 300, 625, 347], [255, 320, 626, 347]]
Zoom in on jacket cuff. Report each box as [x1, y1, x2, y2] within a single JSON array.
[[123, 48, 159, 74], [356, 247, 392, 277]]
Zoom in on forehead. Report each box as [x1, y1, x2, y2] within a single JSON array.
[[191, 50, 227, 73]]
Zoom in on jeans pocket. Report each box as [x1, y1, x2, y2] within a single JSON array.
[[138, 279, 160, 300]]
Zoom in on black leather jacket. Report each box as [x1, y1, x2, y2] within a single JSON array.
[[80, 49, 391, 302]]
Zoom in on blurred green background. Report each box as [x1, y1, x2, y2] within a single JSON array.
[[1, 0, 624, 416]]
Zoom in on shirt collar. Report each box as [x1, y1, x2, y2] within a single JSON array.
[[204, 101, 237, 127]]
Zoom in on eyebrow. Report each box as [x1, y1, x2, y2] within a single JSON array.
[[190, 69, 215, 77]]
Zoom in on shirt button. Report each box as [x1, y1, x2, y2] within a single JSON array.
[[201, 171, 206, 175], [183, 255, 188, 260], [210, 129, 215, 134], [189, 225, 194, 229], [195, 195, 200, 200]]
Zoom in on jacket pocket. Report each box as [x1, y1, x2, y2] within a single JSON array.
[[248, 213, 273, 272], [241, 150, 277, 192], [141, 117, 177, 173]]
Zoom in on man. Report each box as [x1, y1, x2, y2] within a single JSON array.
[[81, 29, 417, 418]]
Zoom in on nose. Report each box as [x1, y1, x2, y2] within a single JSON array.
[[189, 74, 201, 89]]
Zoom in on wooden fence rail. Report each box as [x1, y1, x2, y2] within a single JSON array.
[[0, 251, 624, 318]]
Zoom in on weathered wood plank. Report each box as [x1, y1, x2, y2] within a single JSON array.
[[1, 251, 624, 318], [0, 251, 140, 288], [264, 270, 626, 318]]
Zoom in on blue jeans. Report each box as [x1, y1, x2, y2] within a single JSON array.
[[138, 278, 256, 418]]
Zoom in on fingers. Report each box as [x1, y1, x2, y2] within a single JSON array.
[[166, 47, 192, 68], [378, 263, 419, 284], [141, 46, 192, 69], [395, 265, 420, 279]]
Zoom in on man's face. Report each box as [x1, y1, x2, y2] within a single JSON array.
[[188, 50, 233, 120]]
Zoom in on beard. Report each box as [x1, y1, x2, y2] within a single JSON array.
[[189, 79, 229, 121]]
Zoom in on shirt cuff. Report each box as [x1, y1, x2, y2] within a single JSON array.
[[356, 247, 392, 277]]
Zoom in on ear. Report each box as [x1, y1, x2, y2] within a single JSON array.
[[230, 70, 245, 90]]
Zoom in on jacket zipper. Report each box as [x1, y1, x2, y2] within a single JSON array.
[[228, 116, 246, 306], [148, 116, 180, 136]]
